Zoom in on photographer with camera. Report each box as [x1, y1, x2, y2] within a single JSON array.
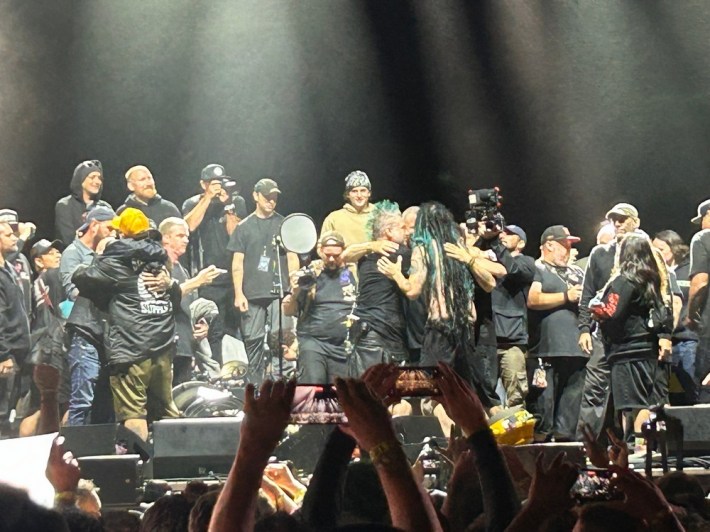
[[282, 231, 357, 384], [182, 164, 242, 365]]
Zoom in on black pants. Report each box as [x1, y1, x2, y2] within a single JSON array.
[[348, 326, 408, 377], [199, 283, 237, 366], [527, 356, 587, 441], [575, 335, 612, 440], [297, 337, 348, 384], [240, 299, 294, 384], [420, 324, 501, 409]]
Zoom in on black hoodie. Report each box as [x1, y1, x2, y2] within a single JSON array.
[[54, 168, 112, 245], [72, 235, 181, 370], [116, 193, 180, 228]]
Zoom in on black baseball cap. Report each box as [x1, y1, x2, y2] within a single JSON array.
[[201, 164, 226, 182], [30, 239, 64, 261], [540, 225, 581, 245], [691, 199, 710, 224], [254, 178, 281, 195], [504, 225, 527, 243]]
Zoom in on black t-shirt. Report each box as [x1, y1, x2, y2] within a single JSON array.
[[227, 212, 288, 302], [297, 267, 357, 355], [528, 263, 586, 358], [182, 195, 233, 284], [354, 244, 411, 343], [689, 229, 710, 337]]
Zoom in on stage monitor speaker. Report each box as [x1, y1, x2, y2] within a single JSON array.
[[273, 425, 335, 474], [392, 416, 446, 462], [60, 424, 151, 460], [151, 418, 240, 479], [664, 405, 710, 454], [78, 454, 143, 508]]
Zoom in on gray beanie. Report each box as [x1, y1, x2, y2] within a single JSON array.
[[344, 170, 371, 191]]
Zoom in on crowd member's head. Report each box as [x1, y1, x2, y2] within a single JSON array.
[[109, 208, 151, 239], [253, 178, 281, 218], [188, 489, 221, 532], [125, 165, 157, 203], [605, 203, 640, 240], [368, 200, 404, 244], [318, 231, 346, 270], [656, 471, 709, 519], [0, 220, 19, 260], [102, 510, 141, 532], [78, 205, 117, 248], [344, 170, 372, 213], [572, 503, 644, 532], [140, 493, 191, 532], [596, 221, 616, 246], [60, 507, 103, 532], [0, 483, 69, 531], [652, 230, 689, 268], [254, 511, 307, 532], [691, 198, 710, 230], [402, 205, 420, 246], [73, 160, 104, 203], [501, 225, 527, 255], [340, 461, 390, 525], [160, 217, 190, 261], [30, 239, 63, 273], [540, 225, 580, 267], [74, 479, 102, 518]]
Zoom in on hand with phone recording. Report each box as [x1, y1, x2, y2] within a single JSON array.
[[434, 362, 487, 438], [334, 378, 397, 453], [241, 380, 296, 452], [361, 363, 400, 407]]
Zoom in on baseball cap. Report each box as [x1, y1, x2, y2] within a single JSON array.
[[110, 207, 151, 238], [691, 199, 710, 224], [201, 164, 226, 182], [504, 225, 527, 243], [0, 208, 19, 230], [319, 231, 345, 248], [78, 205, 116, 233], [540, 225, 581, 245], [606, 202, 639, 220], [254, 178, 281, 195], [30, 239, 64, 261]]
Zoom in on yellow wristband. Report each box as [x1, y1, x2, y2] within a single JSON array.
[[369, 440, 400, 467]]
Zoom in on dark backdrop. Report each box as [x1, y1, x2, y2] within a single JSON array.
[[3, 0, 710, 255]]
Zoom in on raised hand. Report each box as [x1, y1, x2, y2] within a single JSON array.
[[434, 362, 487, 437], [240, 380, 296, 451], [46, 436, 81, 494]]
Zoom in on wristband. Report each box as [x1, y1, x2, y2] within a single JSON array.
[[54, 491, 76, 504], [468, 257, 477, 270], [369, 440, 401, 467]]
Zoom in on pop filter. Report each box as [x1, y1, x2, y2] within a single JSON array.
[[280, 213, 317, 254]]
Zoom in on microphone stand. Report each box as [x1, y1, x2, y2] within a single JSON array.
[[272, 236, 286, 378]]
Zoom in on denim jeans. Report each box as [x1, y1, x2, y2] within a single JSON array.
[[671, 339, 698, 404], [67, 334, 100, 426]]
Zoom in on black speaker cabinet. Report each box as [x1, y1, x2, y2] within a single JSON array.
[[77, 454, 143, 508], [151, 418, 241, 479], [60, 424, 150, 460]]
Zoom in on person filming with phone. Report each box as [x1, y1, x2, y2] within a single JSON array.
[[282, 231, 357, 384]]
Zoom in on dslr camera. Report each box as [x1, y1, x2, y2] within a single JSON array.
[[293, 264, 318, 288], [465, 187, 505, 232]]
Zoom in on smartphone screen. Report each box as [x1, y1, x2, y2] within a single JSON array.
[[289, 384, 347, 424], [393, 366, 441, 397], [571, 469, 622, 503]]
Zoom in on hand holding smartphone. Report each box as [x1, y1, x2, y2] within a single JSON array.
[[289, 384, 348, 424], [391, 366, 441, 398]]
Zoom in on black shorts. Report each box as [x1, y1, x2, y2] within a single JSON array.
[[611, 358, 658, 411]]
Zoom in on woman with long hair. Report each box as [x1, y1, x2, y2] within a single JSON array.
[[591, 233, 673, 445], [653, 230, 698, 404]]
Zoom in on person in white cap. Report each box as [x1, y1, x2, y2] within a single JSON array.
[[321, 170, 374, 248], [687, 198, 710, 403], [576, 202, 642, 440]]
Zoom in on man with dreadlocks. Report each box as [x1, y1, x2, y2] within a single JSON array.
[[347, 201, 411, 376], [377, 201, 502, 412]]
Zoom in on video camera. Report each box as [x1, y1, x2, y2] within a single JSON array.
[[465, 187, 505, 232]]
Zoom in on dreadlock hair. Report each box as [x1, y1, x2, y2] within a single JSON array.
[[367, 200, 402, 241], [615, 233, 665, 309], [412, 201, 476, 337]]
